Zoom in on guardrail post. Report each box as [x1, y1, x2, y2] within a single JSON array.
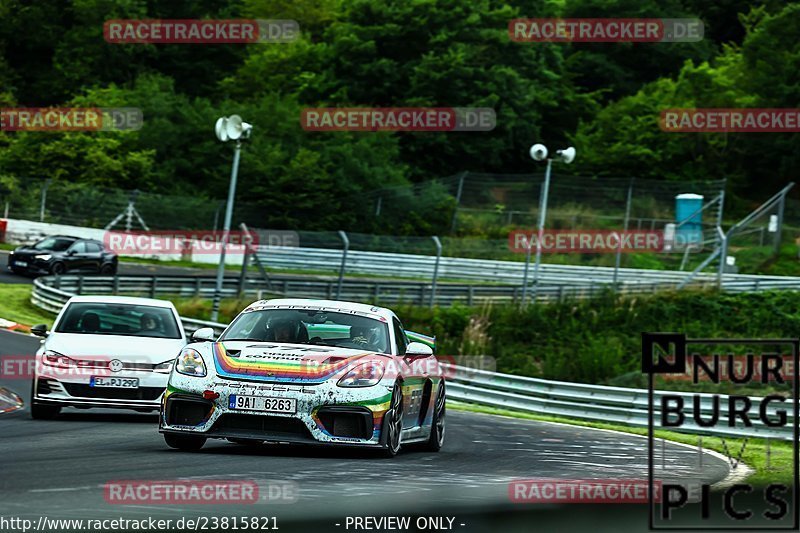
[[327, 281, 332, 299], [195, 278, 202, 297], [53, 275, 60, 290], [374, 283, 380, 303], [150, 276, 157, 298], [238, 248, 250, 296], [76, 275, 83, 295], [430, 236, 442, 308], [112, 276, 119, 295], [468, 286, 474, 307], [419, 284, 426, 306], [336, 230, 349, 299]]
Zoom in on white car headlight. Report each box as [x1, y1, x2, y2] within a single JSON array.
[[337, 362, 384, 388], [175, 348, 206, 377], [34, 254, 52, 261], [41, 350, 75, 369], [153, 358, 175, 374]]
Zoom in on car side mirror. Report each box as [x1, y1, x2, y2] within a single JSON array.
[[31, 324, 49, 337], [405, 341, 433, 358], [191, 327, 216, 342], [66, 249, 76, 256]]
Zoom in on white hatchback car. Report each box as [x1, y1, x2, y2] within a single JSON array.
[[30, 295, 187, 419]]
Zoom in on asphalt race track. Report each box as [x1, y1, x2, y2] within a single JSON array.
[[0, 329, 731, 532]]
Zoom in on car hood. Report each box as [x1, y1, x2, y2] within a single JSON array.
[[210, 341, 387, 384], [45, 333, 186, 363], [11, 247, 49, 257]]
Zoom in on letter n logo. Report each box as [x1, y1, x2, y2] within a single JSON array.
[[642, 332, 686, 374]]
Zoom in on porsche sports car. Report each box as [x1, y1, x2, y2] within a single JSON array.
[[30, 295, 187, 418], [159, 298, 445, 457]]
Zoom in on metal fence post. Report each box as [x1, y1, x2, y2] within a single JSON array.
[[774, 193, 786, 255], [150, 276, 157, 298], [39, 179, 52, 222], [336, 230, 349, 299], [430, 236, 442, 307], [613, 179, 633, 289], [449, 171, 467, 234]]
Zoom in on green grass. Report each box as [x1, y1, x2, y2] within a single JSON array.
[[449, 401, 794, 486], [0, 284, 56, 327]]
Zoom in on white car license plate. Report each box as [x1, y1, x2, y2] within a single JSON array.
[[14, 261, 27, 267], [90, 376, 139, 388], [229, 395, 296, 414]]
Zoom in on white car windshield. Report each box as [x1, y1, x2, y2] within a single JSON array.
[[219, 309, 391, 354], [55, 302, 182, 339]]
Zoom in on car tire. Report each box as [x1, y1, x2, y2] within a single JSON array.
[[30, 402, 61, 419], [50, 262, 66, 275], [99, 263, 116, 275], [164, 433, 207, 451], [420, 383, 445, 452], [380, 382, 403, 458]]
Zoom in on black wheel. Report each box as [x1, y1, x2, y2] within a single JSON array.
[[380, 382, 403, 458], [50, 262, 66, 275], [164, 433, 206, 451], [30, 402, 61, 419], [421, 383, 446, 452], [99, 263, 116, 275]]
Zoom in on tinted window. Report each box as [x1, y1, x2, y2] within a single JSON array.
[[69, 242, 87, 253], [55, 302, 182, 339], [393, 318, 408, 355], [220, 308, 391, 354], [86, 242, 102, 253], [33, 237, 74, 251]]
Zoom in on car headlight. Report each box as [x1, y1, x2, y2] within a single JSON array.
[[153, 358, 175, 374], [337, 362, 384, 387], [175, 348, 206, 377], [34, 254, 52, 261], [42, 350, 75, 368]]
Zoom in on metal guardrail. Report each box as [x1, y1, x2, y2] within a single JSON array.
[[444, 365, 794, 441], [29, 277, 793, 440], [30, 273, 710, 310], [255, 246, 800, 293]]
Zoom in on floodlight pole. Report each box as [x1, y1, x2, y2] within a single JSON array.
[[529, 158, 553, 302], [210, 140, 242, 322]]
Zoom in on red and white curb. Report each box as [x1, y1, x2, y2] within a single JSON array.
[[0, 317, 30, 333]]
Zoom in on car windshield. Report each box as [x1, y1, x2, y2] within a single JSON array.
[[55, 302, 182, 339], [219, 309, 391, 354], [33, 237, 74, 251]]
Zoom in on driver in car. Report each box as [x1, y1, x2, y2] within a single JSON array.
[[272, 318, 298, 343], [140, 313, 159, 333]]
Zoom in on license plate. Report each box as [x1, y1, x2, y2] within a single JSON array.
[[14, 261, 27, 267], [90, 376, 139, 388], [229, 395, 296, 414]]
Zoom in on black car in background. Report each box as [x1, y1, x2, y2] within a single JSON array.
[[7, 235, 118, 276]]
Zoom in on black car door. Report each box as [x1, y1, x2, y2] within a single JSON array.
[[65, 241, 89, 271], [84, 241, 104, 272]]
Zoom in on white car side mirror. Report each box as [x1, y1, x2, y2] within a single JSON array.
[[405, 342, 433, 358], [191, 327, 216, 342]]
